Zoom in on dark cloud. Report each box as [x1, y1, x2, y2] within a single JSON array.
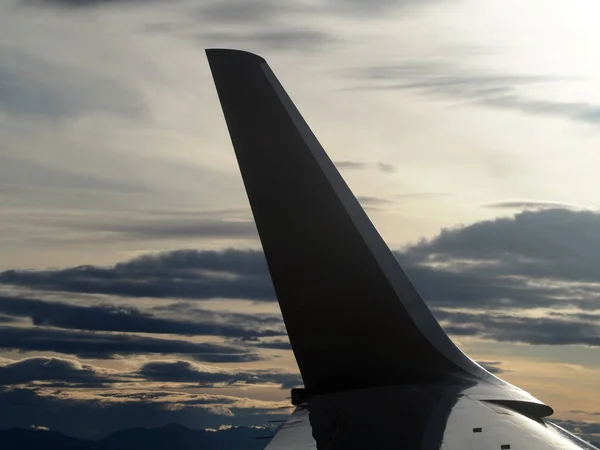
[[550, 419, 600, 446], [139, 360, 301, 389], [376, 162, 396, 173], [40, 208, 258, 242], [0, 326, 259, 362], [0, 49, 144, 119], [4, 209, 600, 347], [437, 309, 600, 347], [0, 387, 289, 440], [570, 410, 600, 416], [356, 196, 394, 210], [357, 196, 394, 205], [80, 219, 259, 241], [0, 355, 301, 390], [115, 248, 268, 276], [6, 209, 600, 310], [558, 420, 600, 435], [484, 200, 589, 210], [0, 356, 116, 386], [335, 160, 369, 170], [392, 210, 600, 314], [0, 248, 276, 301], [0, 296, 283, 338], [253, 339, 292, 350], [150, 302, 281, 328], [476, 360, 506, 375], [352, 61, 600, 126], [334, 160, 396, 173]]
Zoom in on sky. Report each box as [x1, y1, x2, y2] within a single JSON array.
[[1, 0, 600, 443]]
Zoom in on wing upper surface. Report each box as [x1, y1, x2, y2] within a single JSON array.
[[265, 386, 595, 450]]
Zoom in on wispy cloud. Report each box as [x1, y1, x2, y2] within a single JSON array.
[[0, 356, 119, 386], [139, 360, 301, 389], [0, 326, 260, 362], [483, 200, 593, 210], [0, 296, 284, 338], [350, 60, 600, 126], [335, 160, 397, 173], [0, 47, 145, 119]]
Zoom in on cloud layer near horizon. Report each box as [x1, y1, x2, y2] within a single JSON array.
[[2, 208, 600, 353]]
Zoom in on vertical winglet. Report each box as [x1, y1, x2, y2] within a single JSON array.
[[206, 48, 493, 393]]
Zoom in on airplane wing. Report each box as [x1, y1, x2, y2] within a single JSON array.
[[206, 48, 597, 450]]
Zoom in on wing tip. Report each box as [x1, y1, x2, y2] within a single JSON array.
[[205, 48, 267, 64]]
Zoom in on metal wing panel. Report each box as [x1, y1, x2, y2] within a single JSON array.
[[265, 386, 596, 450]]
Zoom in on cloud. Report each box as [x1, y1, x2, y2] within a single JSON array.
[[376, 162, 396, 173], [351, 61, 600, 126], [26, 0, 448, 14], [0, 296, 283, 338], [483, 200, 592, 210], [4, 208, 600, 307], [0, 356, 301, 390], [402, 209, 600, 287], [253, 339, 292, 350], [356, 195, 396, 211], [335, 160, 369, 170], [202, 29, 337, 52], [476, 360, 506, 375], [22, 0, 154, 7], [0, 249, 276, 301], [165, 0, 448, 53], [334, 160, 397, 173], [356, 196, 394, 208], [437, 309, 600, 347], [328, 0, 455, 16], [198, 0, 290, 23], [550, 419, 600, 445], [570, 410, 600, 417], [0, 326, 259, 362], [80, 218, 259, 241], [481, 96, 600, 126], [0, 356, 117, 386], [0, 387, 290, 440], [139, 360, 301, 389], [0, 48, 144, 119], [554, 420, 600, 435], [4, 209, 600, 348]]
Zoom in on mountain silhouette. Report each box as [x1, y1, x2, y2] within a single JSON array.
[[0, 424, 273, 450]]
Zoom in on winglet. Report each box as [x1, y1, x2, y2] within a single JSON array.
[[206, 49, 518, 395]]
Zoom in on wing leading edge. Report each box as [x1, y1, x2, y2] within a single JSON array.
[[205, 49, 552, 418]]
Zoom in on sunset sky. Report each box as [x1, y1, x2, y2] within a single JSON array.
[[1, 0, 599, 442]]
